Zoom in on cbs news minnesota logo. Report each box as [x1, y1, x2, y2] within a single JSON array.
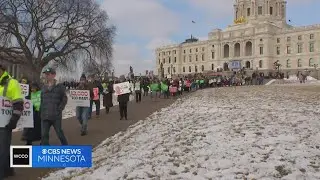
[[10, 146, 32, 167]]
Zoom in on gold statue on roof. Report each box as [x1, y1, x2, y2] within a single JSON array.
[[234, 16, 246, 24]]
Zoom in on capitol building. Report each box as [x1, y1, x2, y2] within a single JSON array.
[[155, 0, 320, 77]]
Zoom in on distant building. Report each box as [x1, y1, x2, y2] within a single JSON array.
[[155, 0, 320, 77]]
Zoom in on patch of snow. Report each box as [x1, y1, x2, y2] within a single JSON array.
[[43, 86, 320, 180], [265, 79, 276, 86]]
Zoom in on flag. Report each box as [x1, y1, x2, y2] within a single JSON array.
[[192, 20, 195, 23]]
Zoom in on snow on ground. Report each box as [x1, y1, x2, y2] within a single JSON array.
[[284, 75, 319, 83], [44, 85, 320, 180]]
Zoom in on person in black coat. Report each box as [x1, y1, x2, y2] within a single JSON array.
[[117, 80, 131, 120], [103, 81, 114, 114]]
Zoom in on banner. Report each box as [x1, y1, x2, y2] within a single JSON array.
[[0, 97, 33, 128], [93, 88, 99, 100], [10, 145, 92, 168], [69, 90, 90, 107], [113, 82, 131, 95], [20, 83, 29, 97]]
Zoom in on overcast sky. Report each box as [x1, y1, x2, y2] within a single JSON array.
[[99, 0, 320, 76]]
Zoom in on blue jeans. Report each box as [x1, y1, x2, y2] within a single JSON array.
[[0, 128, 12, 180], [76, 107, 89, 133], [41, 119, 68, 145], [89, 100, 100, 119]]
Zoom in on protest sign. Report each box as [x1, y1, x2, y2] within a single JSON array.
[[20, 83, 29, 97], [113, 82, 131, 96], [93, 88, 99, 100], [69, 90, 90, 107], [169, 86, 177, 93], [134, 82, 140, 91], [0, 97, 33, 128]]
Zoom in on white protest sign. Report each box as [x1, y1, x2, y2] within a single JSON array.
[[69, 90, 90, 107], [20, 83, 29, 97], [113, 82, 131, 96], [134, 82, 140, 91], [0, 96, 34, 128]]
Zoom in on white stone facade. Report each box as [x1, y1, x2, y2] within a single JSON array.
[[155, 0, 320, 77]]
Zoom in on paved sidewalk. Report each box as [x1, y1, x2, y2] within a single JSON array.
[[8, 95, 184, 180]]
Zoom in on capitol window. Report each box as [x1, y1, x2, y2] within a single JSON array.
[[190, 49, 192, 53], [259, 47, 264, 55], [196, 55, 198, 61], [167, 67, 170, 74], [212, 52, 215, 59], [174, 57, 177, 63], [189, 55, 192, 62], [183, 67, 185, 72], [309, 43, 314, 52], [258, 6, 262, 15], [211, 64, 214, 70], [277, 38, 280, 43], [201, 65, 204, 71], [202, 47, 205, 51], [287, 46, 291, 54], [309, 58, 314, 67], [184, 50, 186, 53], [196, 48, 198, 52], [169, 57, 171, 63], [298, 35, 302, 40], [189, 66, 191, 72], [270, 7, 273, 15], [183, 56, 186, 62], [259, 60, 263, 68], [276, 47, 280, 55], [202, 54, 204, 61], [247, 8, 250, 16], [287, 37, 291, 42], [286, 59, 291, 68], [297, 59, 302, 67], [297, 44, 302, 53], [195, 65, 198, 72], [310, 34, 314, 39]]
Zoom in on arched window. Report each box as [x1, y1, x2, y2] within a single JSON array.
[[201, 65, 204, 71], [234, 43, 240, 57], [286, 59, 291, 68], [309, 58, 314, 67], [259, 60, 263, 68], [245, 61, 251, 69], [169, 57, 171, 63], [211, 64, 214, 70], [173, 67, 176, 73], [297, 59, 302, 67], [224, 44, 230, 58], [245, 41, 253, 56], [189, 66, 191, 72], [195, 65, 198, 73]]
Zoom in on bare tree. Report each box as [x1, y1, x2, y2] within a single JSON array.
[[83, 51, 112, 81], [0, 0, 115, 80]]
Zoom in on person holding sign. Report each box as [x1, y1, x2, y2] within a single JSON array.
[[117, 79, 131, 120], [0, 64, 24, 179], [75, 74, 93, 136], [102, 80, 114, 114], [134, 79, 142, 103], [21, 82, 42, 145]]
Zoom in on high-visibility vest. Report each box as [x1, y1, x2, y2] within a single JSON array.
[[0, 71, 23, 102]]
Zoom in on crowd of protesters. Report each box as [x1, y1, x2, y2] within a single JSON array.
[[0, 64, 271, 179]]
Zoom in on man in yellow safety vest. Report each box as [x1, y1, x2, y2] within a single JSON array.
[[0, 64, 24, 179]]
